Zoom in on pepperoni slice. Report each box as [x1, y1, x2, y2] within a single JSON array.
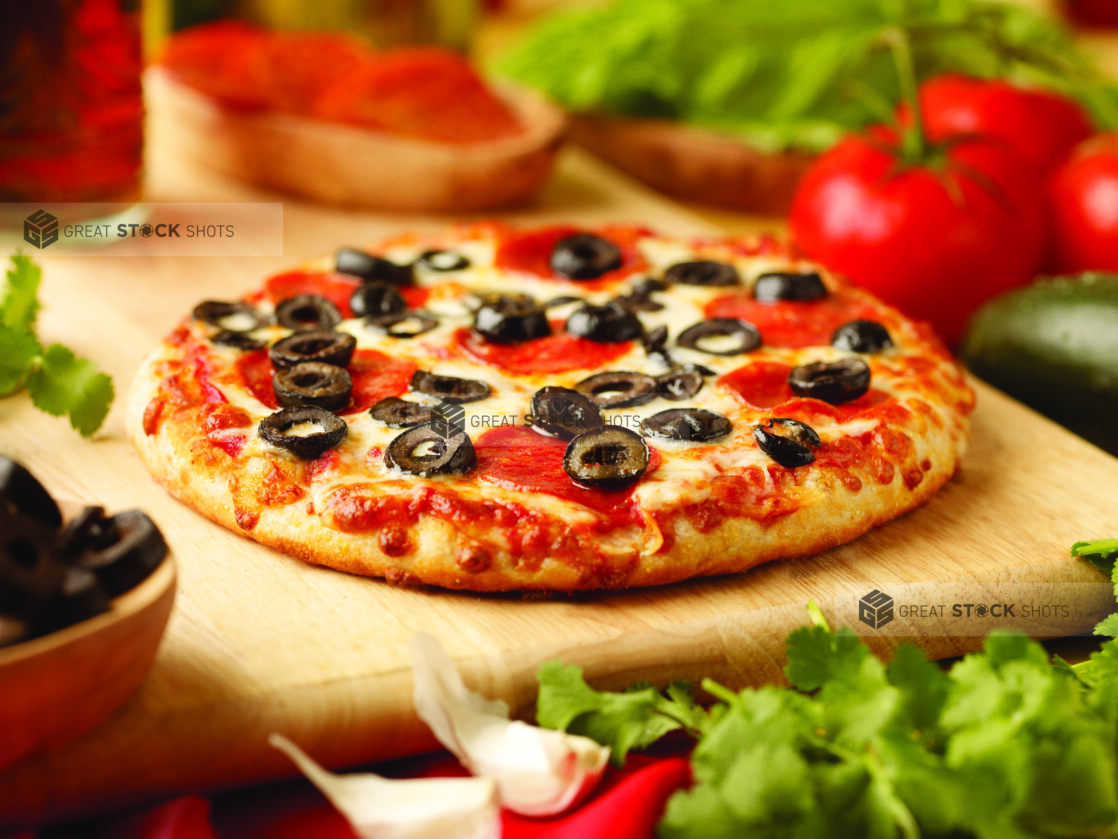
[[263, 270, 430, 318], [703, 292, 879, 348], [719, 361, 893, 423], [454, 327, 633, 375], [236, 348, 415, 415], [494, 225, 651, 285], [473, 425, 659, 521]]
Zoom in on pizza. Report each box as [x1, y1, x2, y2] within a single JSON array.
[[128, 221, 975, 592]]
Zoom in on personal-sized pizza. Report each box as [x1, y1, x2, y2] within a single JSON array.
[[128, 222, 975, 592]]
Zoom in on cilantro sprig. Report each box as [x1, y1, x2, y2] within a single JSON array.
[[537, 589, 1118, 838], [0, 255, 114, 437]]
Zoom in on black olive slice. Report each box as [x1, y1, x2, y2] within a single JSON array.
[[192, 300, 270, 332], [0, 456, 62, 530], [58, 505, 119, 556], [574, 371, 657, 409], [665, 260, 739, 287], [369, 397, 436, 427], [269, 329, 356, 369], [275, 295, 343, 330], [656, 367, 704, 401], [30, 566, 112, 636], [473, 295, 552, 344], [67, 509, 167, 598], [831, 320, 894, 354], [336, 248, 414, 285], [386, 425, 477, 477], [274, 362, 353, 411], [565, 301, 643, 343], [350, 281, 407, 319], [366, 312, 439, 338], [530, 387, 604, 440], [211, 330, 266, 351], [753, 271, 828, 303], [632, 277, 669, 295], [563, 426, 649, 490], [615, 293, 663, 312], [641, 408, 730, 442], [417, 249, 470, 272], [788, 358, 871, 405], [258, 406, 348, 460], [753, 418, 822, 467], [544, 295, 582, 309], [411, 370, 491, 404], [677, 318, 761, 356], [0, 507, 65, 622], [550, 233, 623, 280]]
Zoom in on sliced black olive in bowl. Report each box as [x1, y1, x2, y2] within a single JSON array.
[[411, 370, 491, 403], [386, 425, 477, 477], [29, 566, 112, 637], [665, 260, 739, 287], [0, 456, 62, 530], [550, 233, 623, 280], [574, 371, 657, 409], [258, 406, 348, 460], [350, 281, 407, 319], [191, 300, 270, 333], [788, 358, 871, 405], [753, 270, 828, 303], [365, 312, 439, 338], [656, 367, 704, 401], [369, 397, 436, 427], [641, 408, 730, 442], [64, 508, 167, 598], [473, 295, 551, 344], [275, 294, 343, 330], [563, 426, 650, 490], [565, 301, 643, 343], [336, 248, 414, 285], [274, 362, 353, 411], [529, 387, 604, 440], [753, 418, 822, 467], [0, 506, 66, 623], [417, 249, 470, 273], [269, 329, 356, 369], [676, 318, 761, 356], [831, 320, 894, 354]]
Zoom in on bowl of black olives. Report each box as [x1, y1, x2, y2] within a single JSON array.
[[0, 457, 176, 771]]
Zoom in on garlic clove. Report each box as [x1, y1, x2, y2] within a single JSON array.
[[408, 632, 610, 817], [268, 733, 500, 839]]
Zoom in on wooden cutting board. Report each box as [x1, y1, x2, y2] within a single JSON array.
[[2, 143, 1117, 832]]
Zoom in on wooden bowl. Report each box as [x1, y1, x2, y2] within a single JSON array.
[[0, 552, 176, 772], [568, 113, 815, 216], [146, 67, 567, 212]]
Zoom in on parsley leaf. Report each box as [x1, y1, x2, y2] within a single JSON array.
[[535, 661, 709, 765], [2, 254, 41, 333], [1073, 538, 1118, 577], [0, 254, 114, 437]]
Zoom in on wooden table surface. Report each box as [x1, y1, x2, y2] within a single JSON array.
[[3, 7, 1118, 830]]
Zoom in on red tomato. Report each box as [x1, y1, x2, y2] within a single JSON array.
[[905, 75, 1093, 175], [1047, 133, 1118, 272], [788, 130, 1045, 347]]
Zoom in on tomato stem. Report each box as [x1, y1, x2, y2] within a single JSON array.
[[882, 25, 924, 164]]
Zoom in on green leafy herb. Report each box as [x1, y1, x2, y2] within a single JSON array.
[[496, 0, 1118, 154], [536, 593, 1118, 837], [0, 254, 113, 437]]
